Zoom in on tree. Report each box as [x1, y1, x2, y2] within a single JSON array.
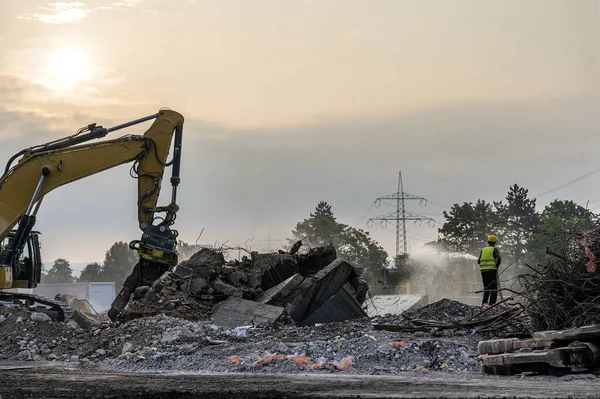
[[288, 201, 388, 285], [494, 184, 540, 262], [531, 199, 596, 261], [99, 241, 138, 287], [288, 201, 345, 248], [78, 262, 104, 282], [43, 258, 74, 283], [437, 199, 499, 256]]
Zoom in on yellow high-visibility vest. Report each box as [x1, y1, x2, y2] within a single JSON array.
[[480, 246, 497, 271]]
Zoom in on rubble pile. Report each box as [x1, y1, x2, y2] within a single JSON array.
[[119, 245, 369, 327], [0, 306, 85, 361], [372, 298, 529, 338], [1, 295, 486, 375]]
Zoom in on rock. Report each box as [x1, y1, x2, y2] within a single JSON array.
[[348, 274, 369, 305], [96, 349, 106, 356], [0, 315, 5, 324], [66, 320, 79, 330], [47, 354, 58, 360], [122, 342, 134, 354], [248, 252, 298, 291], [72, 310, 101, 330], [180, 277, 208, 296], [213, 278, 244, 297], [174, 248, 225, 280], [133, 286, 151, 300], [296, 245, 337, 276], [70, 355, 80, 363], [160, 328, 194, 345], [16, 350, 32, 361], [16, 317, 23, 323]]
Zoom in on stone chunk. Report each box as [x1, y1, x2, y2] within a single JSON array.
[[213, 278, 244, 297], [300, 287, 367, 326], [72, 310, 101, 330], [256, 274, 305, 305], [287, 259, 356, 323], [174, 248, 225, 280], [211, 297, 284, 328], [248, 252, 298, 291], [181, 277, 208, 296], [296, 245, 337, 276], [133, 286, 150, 300]]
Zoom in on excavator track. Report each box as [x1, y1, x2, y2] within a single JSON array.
[[0, 292, 73, 322]]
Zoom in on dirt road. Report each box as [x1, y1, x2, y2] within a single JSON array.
[[2, 363, 599, 398]]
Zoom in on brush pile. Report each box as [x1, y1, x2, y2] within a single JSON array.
[[517, 223, 600, 331]]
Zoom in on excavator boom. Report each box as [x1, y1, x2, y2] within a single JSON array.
[[0, 108, 184, 321]]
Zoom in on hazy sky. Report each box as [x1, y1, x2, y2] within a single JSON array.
[[0, 0, 599, 272]]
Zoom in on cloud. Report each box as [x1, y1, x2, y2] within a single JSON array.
[[17, 1, 145, 24]]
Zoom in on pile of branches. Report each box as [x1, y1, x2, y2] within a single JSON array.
[[516, 224, 600, 332], [373, 300, 530, 336]]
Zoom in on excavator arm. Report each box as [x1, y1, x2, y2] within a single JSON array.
[[0, 108, 184, 320]]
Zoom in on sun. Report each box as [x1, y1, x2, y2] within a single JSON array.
[[44, 48, 93, 91]]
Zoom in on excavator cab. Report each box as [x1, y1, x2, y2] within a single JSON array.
[[0, 230, 69, 320], [0, 230, 42, 289]]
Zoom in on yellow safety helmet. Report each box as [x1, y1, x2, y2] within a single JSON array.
[[487, 235, 497, 243]]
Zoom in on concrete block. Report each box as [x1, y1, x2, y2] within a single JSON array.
[[255, 274, 304, 305], [211, 297, 284, 328], [300, 287, 367, 326], [248, 253, 298, 291], [288, 259, 356, 323], [296, 245, 337, 276], [364, 294, 429, 317]]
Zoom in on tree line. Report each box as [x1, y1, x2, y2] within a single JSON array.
[[45, 185, 594, 288], [42, 240, 198, 286], [428, 184, 597, 273]]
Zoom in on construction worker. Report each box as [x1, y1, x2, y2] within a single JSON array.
[[477, 235, 501, 309]]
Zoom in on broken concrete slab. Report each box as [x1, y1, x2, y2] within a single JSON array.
[[248, 252, 298, 291], [296, 245, 337, 276], [348, 275, 369, 305], [364, 294, 429, 317], [174, 248, 225, 280], [300, 286, 367, 326], [211, 297, 284, 328], [72, 310, 101, 330], [180, 277, 208, 296], [213, 278, 244, 298], [255, 274, 305, 305], [286, 259, 356, 323]]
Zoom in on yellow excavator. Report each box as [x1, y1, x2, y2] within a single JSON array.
[[0, 108, 184, 321]]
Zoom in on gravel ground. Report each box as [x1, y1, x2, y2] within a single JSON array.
[[0, 299, 496, 377]]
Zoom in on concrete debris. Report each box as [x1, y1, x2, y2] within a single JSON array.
[[248, 252, 298, 291], [0, 298, 492, 377], [365, 294, 429, 317], [30, 312, 52, 323], [256, 274, 304, 305], [72, 310, 101, 330], [212, 297, 284, 328], [300, 287, 367, 326], [285, 259, 360, 323], [296, 245, 337, 276], [116, 246, 369, 327]]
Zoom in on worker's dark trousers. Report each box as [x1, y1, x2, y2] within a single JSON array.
[[481, 270, 498, 305]]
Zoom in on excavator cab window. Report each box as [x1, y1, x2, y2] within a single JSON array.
[[1, 232, 41, 288]]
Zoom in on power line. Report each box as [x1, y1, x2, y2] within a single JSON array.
[[434, 128, 600, 181], [533, 165, 600, 199]]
